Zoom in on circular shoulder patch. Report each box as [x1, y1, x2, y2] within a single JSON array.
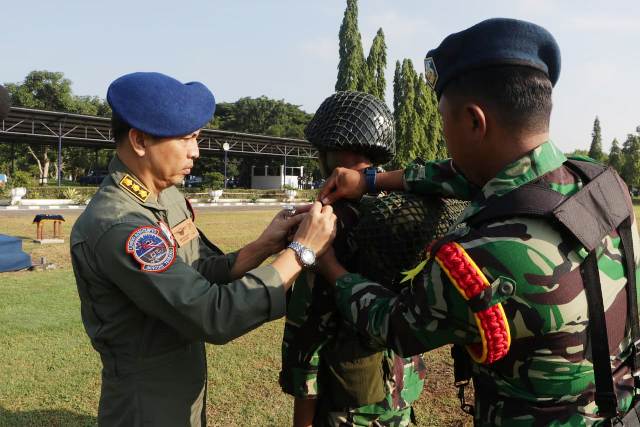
[[126, 226, 176, 272]]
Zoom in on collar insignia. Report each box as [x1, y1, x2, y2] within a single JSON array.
[[424, 56, 438, 89], [119, 174, 150, 203]]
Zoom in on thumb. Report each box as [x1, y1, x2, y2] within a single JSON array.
[[287, 212, 306, 227]]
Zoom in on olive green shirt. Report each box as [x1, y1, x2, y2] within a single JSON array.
[[70, 155, 285, 426]]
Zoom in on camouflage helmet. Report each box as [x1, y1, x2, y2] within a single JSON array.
[[353, 193, 468, 288], [305, 91, 395, 165]]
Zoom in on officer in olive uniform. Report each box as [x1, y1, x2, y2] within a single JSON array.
[[70, 72, 336, 427]]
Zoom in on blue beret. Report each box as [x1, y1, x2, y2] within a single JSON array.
[[424, 18, 561, 98], [107, 72, 215, 138]]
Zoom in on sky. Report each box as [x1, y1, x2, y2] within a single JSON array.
[[2, 0, 639, 153]]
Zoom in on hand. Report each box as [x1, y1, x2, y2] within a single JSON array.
[[318, 167, 367, 205], [257, 207, 307, 254], [292, 201, 336, 256], [316, 247, 347, 285]]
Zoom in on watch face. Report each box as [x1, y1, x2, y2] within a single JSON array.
[[301, 248, 315, 266]]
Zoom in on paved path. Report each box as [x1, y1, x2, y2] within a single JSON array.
[[0, 202, 311, 215]]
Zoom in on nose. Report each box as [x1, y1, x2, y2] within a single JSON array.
[[188, 137, 200, 160]]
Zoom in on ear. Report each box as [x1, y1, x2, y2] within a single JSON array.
[[128, 128, 147, 157], [465, 104, 487, 140]]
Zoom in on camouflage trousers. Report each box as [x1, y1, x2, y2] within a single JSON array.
[[315, 405, 414, 427]]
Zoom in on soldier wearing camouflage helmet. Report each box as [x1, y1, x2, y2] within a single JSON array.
[[280, 90, 466, 426], [318, 18, 640, 426]]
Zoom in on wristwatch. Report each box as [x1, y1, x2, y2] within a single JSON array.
[[364, 167, 377, 194], [287, 241, 316, 268]]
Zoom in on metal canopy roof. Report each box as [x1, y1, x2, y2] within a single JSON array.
[[0, 107, 318, 159]]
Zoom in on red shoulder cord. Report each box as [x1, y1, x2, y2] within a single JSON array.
[[433, 242, 511, 364]]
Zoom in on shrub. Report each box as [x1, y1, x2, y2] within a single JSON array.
[[203, 172, 225, 190], [10, 171, 37, 188]]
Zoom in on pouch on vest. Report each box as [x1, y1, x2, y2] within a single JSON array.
[[321, 336, 387, 408]]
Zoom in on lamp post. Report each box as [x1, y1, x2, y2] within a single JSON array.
[[222, 142, 230, 189]]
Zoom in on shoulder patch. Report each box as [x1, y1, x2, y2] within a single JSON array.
[[126, 226, 176, 272], [119, 174, 150, 203]]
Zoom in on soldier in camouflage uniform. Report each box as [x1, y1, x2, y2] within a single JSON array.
[[317, 19, 640, 426], [280, 91, 466, 426]]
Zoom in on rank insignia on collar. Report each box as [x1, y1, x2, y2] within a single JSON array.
[[424, 56, 438, 89], [119, 174, 150, 203], [126, 226, 176, 272]]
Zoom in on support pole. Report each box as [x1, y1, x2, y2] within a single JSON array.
[[10, 143, 15, 176], [57, 122, 62, 187], [283, 151, 287, 188]]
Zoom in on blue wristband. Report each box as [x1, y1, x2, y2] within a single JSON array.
[[364, 168, 377, 194]]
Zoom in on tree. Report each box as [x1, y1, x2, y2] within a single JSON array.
[[211, 96, 312, 138], [335, 0, 368, 92], [392, 59, 421, 168], [391, 60, 445, 168], [414, 73, 446, 161], [608, 138, 623, 175], [392, 60, 401, 114], [366, 28, 387, 100], [4, 70, 111, 184], [588, 116, 604, 162], [621, 134, 640, 188]]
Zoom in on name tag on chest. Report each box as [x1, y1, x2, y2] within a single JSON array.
[[171, 218, 199, 247]]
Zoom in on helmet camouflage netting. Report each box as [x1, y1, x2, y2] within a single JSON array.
[[353, 193, 468, 287], [305, 91, 395, 165]]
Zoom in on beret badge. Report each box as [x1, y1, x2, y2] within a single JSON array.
[[424, 57, 438, 89]]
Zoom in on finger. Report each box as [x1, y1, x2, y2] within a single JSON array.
[[310, 200, 322, 215], [287, 212, 306, 226], [321, 204, 333, 215], [318, 173, 338, 202], [320, 188, 344, 206], [292, 203, 313, 215]]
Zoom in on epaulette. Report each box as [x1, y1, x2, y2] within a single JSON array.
[[119, 174, 150, 203]]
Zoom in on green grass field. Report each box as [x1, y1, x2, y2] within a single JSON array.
[[0, 210, 469, 427]]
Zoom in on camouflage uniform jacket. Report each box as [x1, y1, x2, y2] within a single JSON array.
[[281, 199, 426, 426], [335, 141, 640, 426]]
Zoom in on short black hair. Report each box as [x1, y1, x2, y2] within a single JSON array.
[[111, 113, 132, 146], [442, 65, 552, 133]]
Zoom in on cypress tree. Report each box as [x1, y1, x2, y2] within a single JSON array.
[[608, 138, 623, 175], [336, 0, 367, 92], [621, 134, 640, 188], [392, 60, 402, 115], [588, 116, 604, 162], [366, 28, 387, 100], [413, 73, 447, 161], [392, 59, 420, 168]]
